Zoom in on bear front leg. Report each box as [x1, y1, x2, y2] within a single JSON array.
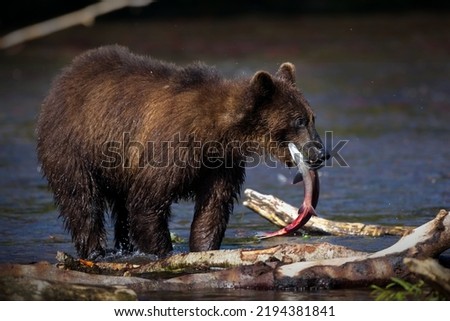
[[190, 168, 243, 252], [128, 201, 173, 256], [111, 199, 134, 253], [190, 198, 232, 252]]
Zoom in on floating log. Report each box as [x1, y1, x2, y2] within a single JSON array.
[[243, 188, 414, 237]]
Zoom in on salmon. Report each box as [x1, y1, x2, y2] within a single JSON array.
[[259, 143, 319, 239]]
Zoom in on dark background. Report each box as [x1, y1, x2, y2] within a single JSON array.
[[2, 0, 450, 31]]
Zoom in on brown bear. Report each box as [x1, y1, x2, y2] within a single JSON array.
[[37, 45, 328, 259]]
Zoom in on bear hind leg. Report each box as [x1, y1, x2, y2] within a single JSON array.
[[56, 180, 107, 259]]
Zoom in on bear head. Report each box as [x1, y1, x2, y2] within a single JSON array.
[[241, 62, 329, 169]]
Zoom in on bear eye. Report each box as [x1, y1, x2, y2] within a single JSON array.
[[292, 117, 306, 129]]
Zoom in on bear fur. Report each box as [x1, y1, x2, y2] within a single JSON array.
[[37, 45, 326, 258]]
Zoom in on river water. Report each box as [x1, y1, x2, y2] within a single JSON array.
[[0, 14, 449, 299]]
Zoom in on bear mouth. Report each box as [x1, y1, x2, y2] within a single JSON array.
[[284, 142, 326, 170], [305, 159, 325, 170], [285, 155, 325, 170]]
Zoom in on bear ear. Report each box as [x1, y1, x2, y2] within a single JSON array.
[[276, 62, 296, 86], [250, 71, 275, 101]]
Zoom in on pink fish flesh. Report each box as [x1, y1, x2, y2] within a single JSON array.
[[259, 143, 319, 239]]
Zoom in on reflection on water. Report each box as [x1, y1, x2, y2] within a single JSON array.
[[0, 14, 449, 299]]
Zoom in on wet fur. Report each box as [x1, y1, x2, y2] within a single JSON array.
[[37, 45, 323, 258]]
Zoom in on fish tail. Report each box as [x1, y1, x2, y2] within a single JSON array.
[[298, 204, 317, 217]]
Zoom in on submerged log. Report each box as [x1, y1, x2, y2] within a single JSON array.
[[243, 188, 414, 237]]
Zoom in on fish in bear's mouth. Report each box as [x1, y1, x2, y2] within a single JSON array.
[[258, 143, 319, 239]]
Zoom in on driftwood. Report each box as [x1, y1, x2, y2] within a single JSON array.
[[0, 261, 155, 297], [405, 258, 450, 297], [0, 274, 137, 300], [0, 0, 154, 49], [144, 209, 450, 291], [55, 243, 368, 277], [1, 209, 448, 299], [243, 188, 414, 237]]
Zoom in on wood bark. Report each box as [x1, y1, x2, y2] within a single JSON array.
[[146, 209, 450, 291], [0, 274, 137, 300], [55, 243, 368, 276], [243, 188, 414, 237], [404, 258, 450, 298]]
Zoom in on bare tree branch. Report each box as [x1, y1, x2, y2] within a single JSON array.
[[0, 0, 154, 49]]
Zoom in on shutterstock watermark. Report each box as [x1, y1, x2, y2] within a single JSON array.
[[323, 131, 349, 168], [100, 131, 349, 169]]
